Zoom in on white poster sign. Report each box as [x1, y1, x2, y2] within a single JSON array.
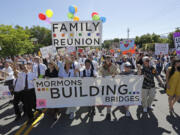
[[155, 43, 169, 55], [67, 46, 76, 53], [51, 21, 102, 47], [173, 32, 180, 55], [0, 85, 12, 100], [40, 45, 57, 58], [34, 75, 143, 109]]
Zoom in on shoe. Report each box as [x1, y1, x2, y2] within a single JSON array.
[[91, 111, 95, 116], [69, 113, 74, 120], [106, 113, 111, 121], [148, 106, 153, 111], [54, 113, 58, 120], [14, 115, 21, 121], [143, 108, 147, 113], [125, 111, 131, 117], [27, 118, 34, 125], [22, 113, 26, 118]]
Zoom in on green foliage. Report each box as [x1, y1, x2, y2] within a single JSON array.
[[102, 40, 113, 49], [0, 25, 52, 57], [0, 25, 34, 57], [28, 26, 51, 46]]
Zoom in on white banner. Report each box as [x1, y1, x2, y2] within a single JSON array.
[[40, 45, 57, 58], [155, 43, 169, 55], [51, 21, 102, 47], [34, 75, 143, 109]]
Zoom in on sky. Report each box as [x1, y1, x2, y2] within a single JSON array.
[[0, 0, 180, 40]]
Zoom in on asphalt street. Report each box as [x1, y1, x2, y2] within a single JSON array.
[[0, 78, 180, 135]]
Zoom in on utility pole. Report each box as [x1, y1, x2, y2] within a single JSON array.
[[127, 28, 130, 39]]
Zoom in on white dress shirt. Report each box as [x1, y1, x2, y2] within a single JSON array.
[[14, 72, 25, 92], [26, 72, 37, 89], [2, 66, 15, 81], [59, 69, 79, 77], [33, 63, 47, 77]]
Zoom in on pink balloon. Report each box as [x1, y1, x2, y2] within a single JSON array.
[[45, 18, 51, 24]]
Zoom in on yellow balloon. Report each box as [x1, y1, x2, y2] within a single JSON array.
[[46, 9, 53, 18], [73, 16, 79, 21], [74, 6, 78, 13]]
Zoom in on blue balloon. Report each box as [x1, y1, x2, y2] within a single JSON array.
[[100, 17, 106, 23], [69, 5, 75, 14]]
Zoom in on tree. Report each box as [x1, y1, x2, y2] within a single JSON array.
[[0, 25, 34, 57], [167, 28, 180, 48], [113, 38, 120, 43], [28, 26, 51, 46], [102, 40, 113, 49]]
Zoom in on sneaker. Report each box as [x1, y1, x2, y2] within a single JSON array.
[[69, 113, 74, 120], [125, 111, 131, 117], [143, 108, 147, 113]]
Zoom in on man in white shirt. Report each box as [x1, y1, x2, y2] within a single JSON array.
[[13, 65, 26, 121], [2, 61, 15, 95], [33, 56, 47, 78], [23, 62, 37, 124]]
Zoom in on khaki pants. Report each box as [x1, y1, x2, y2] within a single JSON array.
[[141, 88, 156, 108]]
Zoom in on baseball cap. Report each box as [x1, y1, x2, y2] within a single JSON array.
[[124, 62, 131, 67]]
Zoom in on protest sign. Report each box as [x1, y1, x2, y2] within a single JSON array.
[[173, 32, 180, 55], [0, 85, 12, 100], [34, 75, 143, 108], [51, 21, 102, 47], [155, 43, 169, 55], [58, 48, 66, 55], [0, 71, 9, 80], [67, 46, 76, 53], [120, 40, 136, 55], [40, 45, 57, 58]]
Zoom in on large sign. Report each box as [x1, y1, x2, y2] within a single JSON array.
[[155, 43, 169, 55], [51, 21, 102, 47], [40, 45, 57, 58], [173, 32, 180, 55], [34, 75, 143, 108], [119, 40, 136, 55]]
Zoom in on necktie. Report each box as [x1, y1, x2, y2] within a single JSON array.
[[38, 64, 40, 77], [25, 74, 28, 90]]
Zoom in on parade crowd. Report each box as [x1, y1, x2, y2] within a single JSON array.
[[0, 48, 180, 124]]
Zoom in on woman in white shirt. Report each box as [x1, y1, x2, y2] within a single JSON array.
[[59, 58, 79, 119]]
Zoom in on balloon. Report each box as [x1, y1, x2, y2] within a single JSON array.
[[92, 12, 98, 17], [69, 5, 75, 14], [92, 15, 100, 21], [45, 17, 51, 24], [38, 13, 46, 21], [67, 12, 74, 19], [100, 17, 106, 23], [46, 9, 53, 18], [74, 6, 78, 13], [73, 16, 79, 21]]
